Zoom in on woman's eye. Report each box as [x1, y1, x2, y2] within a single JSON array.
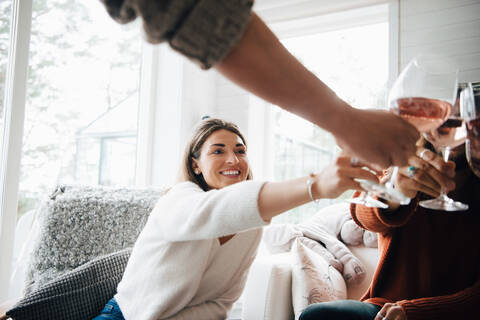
[[213, 149, 223, 154], [236, 149, 246, 154]]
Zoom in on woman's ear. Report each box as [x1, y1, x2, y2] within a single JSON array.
[[191, 159, 201, 175]]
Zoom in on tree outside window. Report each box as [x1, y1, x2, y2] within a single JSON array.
[[0, 0, 143, 217]]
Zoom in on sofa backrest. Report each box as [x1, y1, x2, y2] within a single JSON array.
[[24, 185, 167, 294]]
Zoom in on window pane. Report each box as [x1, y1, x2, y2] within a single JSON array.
[[0, 0, 12, 156], [18, 0, 142, 217], [273, 22, 389, 224]]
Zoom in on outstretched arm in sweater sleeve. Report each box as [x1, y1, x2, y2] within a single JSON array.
[[396, 278, 480, 320], [152, 181, 267, 241], [350, 191, 418, 234]]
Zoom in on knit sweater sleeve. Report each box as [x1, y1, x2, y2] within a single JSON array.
[[100, 0, 253, 69], [397, 278, 480, 320], [151, 181, 268, 241], [350, 191, 418, 234]]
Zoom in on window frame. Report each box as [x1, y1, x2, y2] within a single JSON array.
[[0, 0, 32, 301], [0, 1, 158, 299], [248, 1, 399, 182]]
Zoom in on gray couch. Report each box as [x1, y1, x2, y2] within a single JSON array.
[[5, 185, 166, 320]]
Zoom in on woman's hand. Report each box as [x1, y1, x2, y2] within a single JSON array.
[[375, 303, 406, 320], [394, 148, 455, 200], [335, 109, 419, 171], [311, 155, 379, 199]]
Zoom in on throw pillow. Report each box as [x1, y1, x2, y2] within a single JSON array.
[[291, 238, 346, 320], [6, 248, 131, 320]]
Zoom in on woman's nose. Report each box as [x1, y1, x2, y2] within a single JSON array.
[[226, 152, 239, 164]]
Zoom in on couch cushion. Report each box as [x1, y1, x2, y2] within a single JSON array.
[[24, 185, 166, 294], [7, 248, 131, 320], [291, 238, 347, 319]]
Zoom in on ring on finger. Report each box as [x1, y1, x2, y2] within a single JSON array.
[[350, 157, 359, 167], [419, 149, 429, 160], [407, 165, 416, 178]]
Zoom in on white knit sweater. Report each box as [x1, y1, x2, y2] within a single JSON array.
[[115, 180, 268, 320]]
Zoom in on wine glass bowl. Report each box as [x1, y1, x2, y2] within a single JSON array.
[[462, 82, 480, 179], [386, 55, 460, 209], [419, 82, 469, 211]]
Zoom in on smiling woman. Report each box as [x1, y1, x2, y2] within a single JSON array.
[[183, 120, 252, 191], [191, 130, 250, 190], [91, 117, 379, 320]]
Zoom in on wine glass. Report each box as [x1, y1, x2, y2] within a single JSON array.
[[386, 55, 457, 205], [462, 82, 480, 178], [420, 83, 469, 211], [348, 165, 389, 209]]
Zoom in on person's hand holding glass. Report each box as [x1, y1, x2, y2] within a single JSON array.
[[351, 55, 456, 207], [381, 55, 457, 208]]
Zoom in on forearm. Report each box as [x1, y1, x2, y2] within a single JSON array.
[[216, 13, 350, 134], [350, 192, 417, 233], [397, 280, 480, 320], [258, 177, 311, 222]]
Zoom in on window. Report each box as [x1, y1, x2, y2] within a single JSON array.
[[0, 0, 145, 299], [18, 0, 142, 217], [0, 0, 12, 156], [267, 5, 391, 224]]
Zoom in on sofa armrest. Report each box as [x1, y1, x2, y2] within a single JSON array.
[[0, 298, 19, 320], [242, 253, 294, 320], [242, 245, 379, 320]]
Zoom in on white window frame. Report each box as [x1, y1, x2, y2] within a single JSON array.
[[0, 1, 158, 299], [249, 0, 399, 181], [0, 0, 32, 301]]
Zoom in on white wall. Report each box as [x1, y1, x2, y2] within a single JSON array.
[[399, 0, 480, 82]]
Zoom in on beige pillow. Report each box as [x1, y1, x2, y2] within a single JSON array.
[[291, 238, 347, 320]]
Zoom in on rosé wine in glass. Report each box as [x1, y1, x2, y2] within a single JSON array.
[[424, 118, 466, 150], [394, 97, 451, 133], [466, 118, 480, 178]]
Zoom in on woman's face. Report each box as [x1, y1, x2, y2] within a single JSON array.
[[192, 129, 249, 189]]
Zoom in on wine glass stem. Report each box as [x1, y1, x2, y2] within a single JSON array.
[[440, 146, 452, 197], [385, 166, 399, 189]]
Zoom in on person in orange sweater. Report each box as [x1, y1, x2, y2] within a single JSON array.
[[300, 143, 480, 320]]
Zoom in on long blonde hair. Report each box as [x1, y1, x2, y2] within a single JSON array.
[[179, 118, 253, 191]]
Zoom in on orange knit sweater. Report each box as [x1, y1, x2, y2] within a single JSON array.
[[351, 172, 480, 320]]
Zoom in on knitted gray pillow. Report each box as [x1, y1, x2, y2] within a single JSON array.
[[24, 185, 166, 294], [7, 248, 131, 320]]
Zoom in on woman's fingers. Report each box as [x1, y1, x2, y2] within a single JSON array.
[[416, 148, 455, 177], [399, 163, 441, 192], [377, 303, 406, 320], [341, 167, 379, 183], [396, 174, 440, 198], [400, 150, 455, 192]]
